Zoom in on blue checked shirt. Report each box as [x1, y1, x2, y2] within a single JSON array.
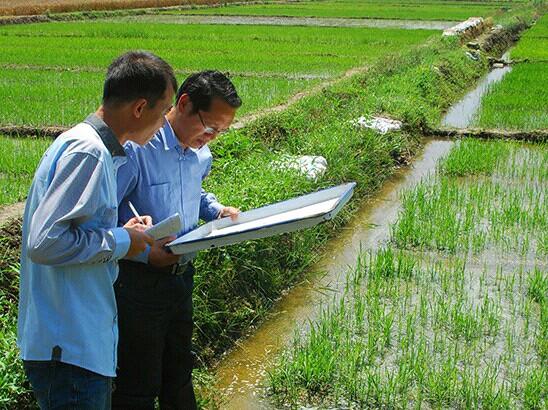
[[117, 119, 223, 263], [17, 114, 131, 377]]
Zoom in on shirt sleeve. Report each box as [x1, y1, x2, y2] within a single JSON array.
[[27, 152, 130, 266], [199, 158, 223, 221]]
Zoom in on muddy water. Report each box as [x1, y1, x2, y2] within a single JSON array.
[[119, 14, 457, 30], [441, 52, 512, 128], [213, 140, 453, 409]]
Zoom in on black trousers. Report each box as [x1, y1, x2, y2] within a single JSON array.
[[112, 260, 197, 410]]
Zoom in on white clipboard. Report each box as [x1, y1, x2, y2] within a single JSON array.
[[167, 182, 356, 255]]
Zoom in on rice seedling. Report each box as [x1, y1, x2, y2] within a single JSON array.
[[0, 136, 51, 206], [474, 63, 548, 130], [0, 68, 320, 126], [511, 14, 548, 62], [268, 249, 545, 408], [0, 22, 436, 76], [173, 0, 509, 21], [391, 139, 547, 256]]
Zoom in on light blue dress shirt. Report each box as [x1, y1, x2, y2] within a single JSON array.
[[17, 114, 131, 377], [117, 119, 223, 262]]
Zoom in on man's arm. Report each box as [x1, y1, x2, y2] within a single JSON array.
[[28, 152, 133, 266]]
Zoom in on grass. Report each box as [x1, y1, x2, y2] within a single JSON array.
[[0, 21, 436, 126], [269, 139, 547, 408], [0, 136, 51, 206], [173, 0, 511, 21]]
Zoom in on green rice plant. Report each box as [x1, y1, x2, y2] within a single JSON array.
[[392, 140, 547, 255], [527, 268, 547, 304], [0, 136, 51, 206], [268, 249, 545, 408], [511, 15, 548, 62], [0, 22, 436, 76], [438, 138, 510, 177], [172, 0, 508, 21], [0, 68, 319, 126], [474, 63, 548, 130]]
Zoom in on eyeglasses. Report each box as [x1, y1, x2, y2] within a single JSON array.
[[197, 111, 228, 136]]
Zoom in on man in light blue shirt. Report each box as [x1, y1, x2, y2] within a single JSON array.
[[18, 51, 176, 409], [114, 71, 241, 409]]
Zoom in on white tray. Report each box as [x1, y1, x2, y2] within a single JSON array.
[[167, 182, 356, 255]]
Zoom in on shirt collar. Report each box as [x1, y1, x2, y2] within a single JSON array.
[[162, 118, 200, 153], [162, 118, 180, 151], [84, 113, 126, 157]]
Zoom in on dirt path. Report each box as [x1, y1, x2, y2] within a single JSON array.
[[122, 14, 458, 30], [0, 201, 25, 228]]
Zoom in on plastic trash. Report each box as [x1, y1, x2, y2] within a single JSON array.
[[352, 116, 403, 134], [272, 155, 328, 180]]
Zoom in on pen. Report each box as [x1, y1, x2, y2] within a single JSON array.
[[128, 201, 145, 225]]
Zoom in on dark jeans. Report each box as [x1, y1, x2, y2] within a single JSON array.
[[112, 260, 196, 410], [23, 360, 111, 410]]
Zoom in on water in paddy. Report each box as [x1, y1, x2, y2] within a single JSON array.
[[441, 52, 512, 128], [118, 15, 457, 30], [213, 140, 454, 409]]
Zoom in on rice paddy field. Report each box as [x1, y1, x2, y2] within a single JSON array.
[[474, 15, 548, 130], [173, 0, 513, 21], [0, 0, 545, 407], [269, 138, 547, 408], [0, 22, 436, 127]]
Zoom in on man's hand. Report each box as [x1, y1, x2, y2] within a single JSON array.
[[218, 206, 240, 221], [124, 228, 154, 258], [123, 215, 153, 231], [148, 236, 180, 267]]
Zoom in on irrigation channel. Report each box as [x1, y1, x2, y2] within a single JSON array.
[[213, 140, 454, 408], [119, 15, 458, 30], [441, 51, 512, 129]]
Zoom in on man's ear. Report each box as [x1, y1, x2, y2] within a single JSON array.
[[177, 93, 190, 113], [133, 98, 148, 119]]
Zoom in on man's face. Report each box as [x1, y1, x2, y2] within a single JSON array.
[[175, 95, 237, 149], [132, 85, 175, 146]]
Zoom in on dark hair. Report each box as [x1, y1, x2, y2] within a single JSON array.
[[176, 70, 242, 113], [103, 51, 177, 108]]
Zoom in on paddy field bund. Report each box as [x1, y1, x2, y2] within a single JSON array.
[[0, 1, 546, 407]]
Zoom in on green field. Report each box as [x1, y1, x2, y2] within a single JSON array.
[[511, 14, 548, 62], [0, 137, 51, 206], [475, 63, 548, 130], [269, 139, 547, 408], [173, 0, 509, 21], [0, 21, 436, 126], [475, 15, 548, 130]]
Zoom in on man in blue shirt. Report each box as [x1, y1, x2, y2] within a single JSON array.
[[18, 51, 176, 409], [114, 71, 241, 409]]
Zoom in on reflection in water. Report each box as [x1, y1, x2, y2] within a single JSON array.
[[213, 140, 454, 409], [441, 52, 512, 129]]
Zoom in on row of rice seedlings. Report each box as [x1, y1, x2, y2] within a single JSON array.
[[172, 0, 508, 21], [268, 248, 546, 408], [0, 22, 436, 76], [0, 68, 320, 126], [391, 139, 547, 256], [0, 136, 51, 206]]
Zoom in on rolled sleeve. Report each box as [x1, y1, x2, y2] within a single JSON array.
[[110, 227, 131, 260], [199, 189, 224, 221]]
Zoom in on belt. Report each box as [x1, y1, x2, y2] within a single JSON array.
[[155, 261, 191, 276]]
